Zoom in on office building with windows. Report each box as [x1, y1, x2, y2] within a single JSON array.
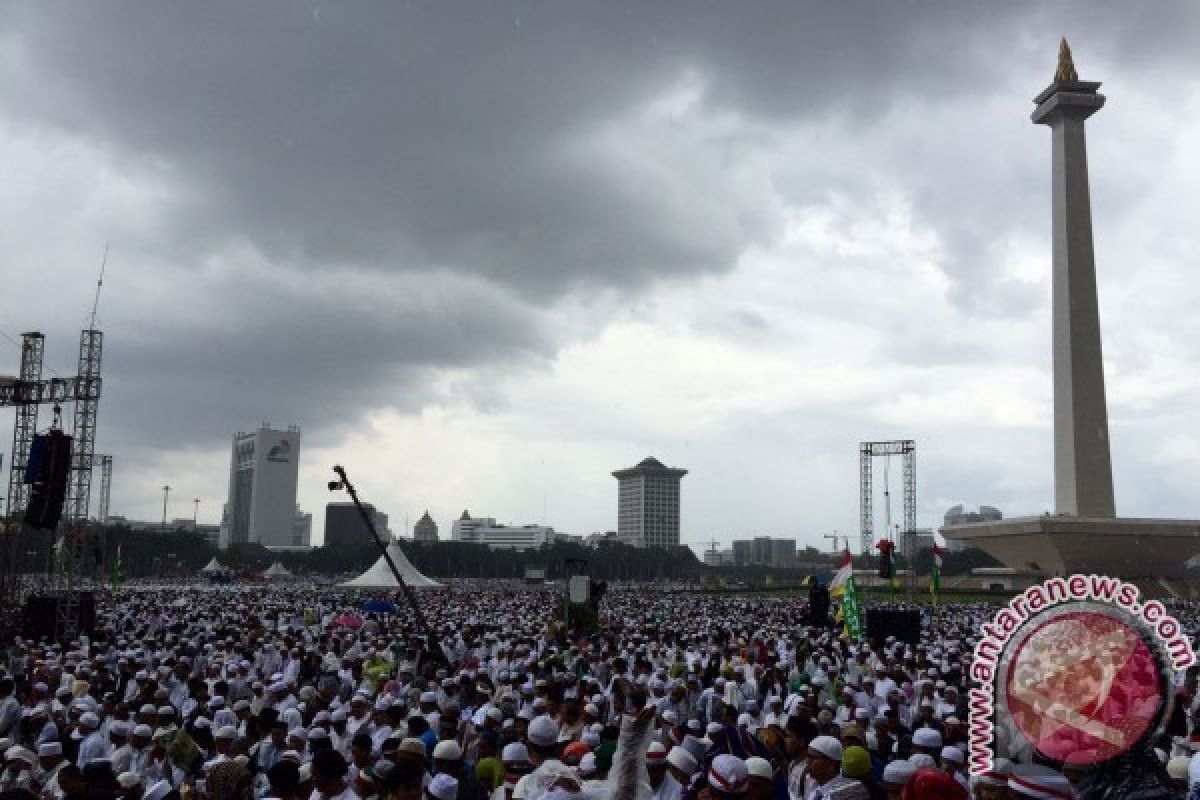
[[612, 457, 687, 548]]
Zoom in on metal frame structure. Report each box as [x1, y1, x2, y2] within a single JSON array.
[[0, 330, 103, 640], [2, 333, 45, 613], [56, 329, 103, 641], [858, 440, 916, 556]]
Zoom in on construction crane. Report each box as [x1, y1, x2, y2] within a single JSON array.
[[0, 329, 103, 640]]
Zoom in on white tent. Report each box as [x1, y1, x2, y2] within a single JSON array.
[[199, 558, 226, 574], [341, 542, 441, 589], [263, 562, 293, 579]]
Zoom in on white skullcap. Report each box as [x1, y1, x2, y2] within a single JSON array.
[[502, 742, 530, 763], [428, 773, 459, 800], [667, 746, 698, 775], [433, 740, 463, 761], [745, 757, 772, 780], [37, 742, 62, 757], [908, 754, 936, 768], [708, 754, 748, 794], [940, 746, 964, 765], [882, 760, 916, 785], [527, 715, 559, 748], [912, 727, 942, 749], [808, 736, 843, 762]]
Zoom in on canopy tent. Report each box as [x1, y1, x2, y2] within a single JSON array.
[[199, 558, 227, 574], [262, 562, 293, 579], [341, 542, 441, 589]]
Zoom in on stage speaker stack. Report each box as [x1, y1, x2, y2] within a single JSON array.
[[864, 609, 922, 644], [24, 431, 72, 531], [22, 592, 95, 640], [808, 583, 831, 626]]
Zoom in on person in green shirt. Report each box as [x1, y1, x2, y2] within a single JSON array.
[[474, 730, 503, 792]]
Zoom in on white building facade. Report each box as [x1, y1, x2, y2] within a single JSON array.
[[450, 510, 574, 550], [612, 457, 687, 548], [219, 424, 304, 549]]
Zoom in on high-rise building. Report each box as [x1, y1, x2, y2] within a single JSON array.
[[324, 502, 389, 549], [612, 457, 687, 548], [219, 424, 301, 549], [413, 511, 438, 542]]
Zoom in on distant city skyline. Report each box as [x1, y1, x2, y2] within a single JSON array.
[[3, 7, 1200, 553]]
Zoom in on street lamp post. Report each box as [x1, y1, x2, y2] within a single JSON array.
[[161, 486, 171, 533], [193, 498, 200, 530]]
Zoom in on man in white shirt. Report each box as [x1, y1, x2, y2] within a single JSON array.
[[75, 713, 111, 768]]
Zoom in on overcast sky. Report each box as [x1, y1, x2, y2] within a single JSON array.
[[2, 3, 1200, 553]]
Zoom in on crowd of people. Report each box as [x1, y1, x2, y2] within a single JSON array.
[[0, 582, 1195, 800]]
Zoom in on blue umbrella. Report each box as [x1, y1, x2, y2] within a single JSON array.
[[361, 598, 397, 613]]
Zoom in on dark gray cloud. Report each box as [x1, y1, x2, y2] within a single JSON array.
[[2, 2, 1199, 529]]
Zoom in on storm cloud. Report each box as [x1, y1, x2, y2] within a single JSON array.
[[1, 2, 1199, 542]]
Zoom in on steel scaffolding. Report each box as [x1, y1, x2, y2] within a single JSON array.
[[2, 333, 45, 618], [858, 440, 917, 556], [0, 330, 104, 640], [56, 329, 103, 641]]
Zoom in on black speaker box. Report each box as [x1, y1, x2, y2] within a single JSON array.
[[864, 609, 921, 644], [807, 584, 831, 626], [24, 431, 73, 531], [22, 593, 95, 640]]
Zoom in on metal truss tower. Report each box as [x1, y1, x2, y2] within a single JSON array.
[[0, 330, 104, 640], [858, 440, 916, 555], [2, 333, 45, 614], [56, 329, 103, 642]]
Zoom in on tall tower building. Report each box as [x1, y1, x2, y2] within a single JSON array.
[[219, 424, 301, 549], [413, 511, 439, 542], [1033, 38, 1115, 518], [612, 457, 687, 548]]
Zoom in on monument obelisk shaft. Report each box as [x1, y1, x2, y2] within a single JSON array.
[[1032, 39, 1115, 518]]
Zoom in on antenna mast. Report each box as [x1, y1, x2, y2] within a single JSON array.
[[89, 243, 109, 330]]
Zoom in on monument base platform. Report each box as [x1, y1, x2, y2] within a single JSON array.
[[940, 516, 1200, 579]]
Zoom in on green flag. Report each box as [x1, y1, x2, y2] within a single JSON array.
[[110, 544, 123, 591], [931, 544, 942, 607], [842, 573, 862, 640]]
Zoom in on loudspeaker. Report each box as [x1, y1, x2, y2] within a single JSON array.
[[808, 584, 831, 626], [24, 431, 72, 531], [865, 609, 921, 645], [22, 593, 95, 640]]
